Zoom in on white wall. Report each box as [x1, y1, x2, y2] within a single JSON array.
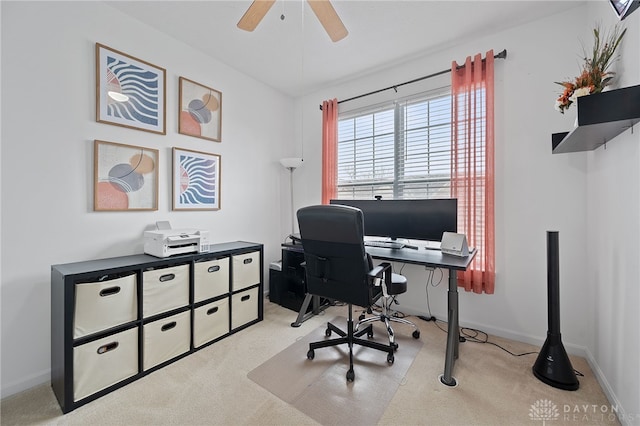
[[295, 3, 639, 421], [0, 1, 294, 397], [586, 2, 640, 421]]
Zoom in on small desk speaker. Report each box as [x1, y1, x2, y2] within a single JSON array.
[[441, 232, 469, 257]]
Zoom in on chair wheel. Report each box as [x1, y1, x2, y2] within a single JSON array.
[[391, 342, 399, 351], [307, 349, 315, 360], [359, 313, 365, 321], [412, 330, 421, 339], [387, 353, 395, 364], [346, 369, 355, 382], [325, 328, 332, 337], [367, 330, 374, 338]]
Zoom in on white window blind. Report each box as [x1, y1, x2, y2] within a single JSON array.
[[337, 89, 452, 200]]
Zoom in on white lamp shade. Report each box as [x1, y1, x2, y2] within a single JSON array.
[[280, 157, 303, 169]]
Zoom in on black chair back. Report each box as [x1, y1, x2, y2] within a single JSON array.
[[296, 204, 380, 307]]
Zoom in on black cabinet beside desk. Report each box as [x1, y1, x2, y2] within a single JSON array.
[[269, 244, 308, 312], [270, 243, 331, 314]]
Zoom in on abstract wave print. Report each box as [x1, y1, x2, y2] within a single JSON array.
[[179, 154, 216, 206], [106, 55, 159, 126]]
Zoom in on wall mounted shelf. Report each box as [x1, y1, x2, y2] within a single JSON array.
[[551, 84, 640, 154]]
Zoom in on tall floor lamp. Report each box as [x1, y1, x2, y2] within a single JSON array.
[[280, 157, 304, 236]]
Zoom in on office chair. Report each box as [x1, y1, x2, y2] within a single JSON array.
[[296, 204, 407, 382]]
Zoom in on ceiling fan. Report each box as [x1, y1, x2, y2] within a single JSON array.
[[237, 0, 348, 42]]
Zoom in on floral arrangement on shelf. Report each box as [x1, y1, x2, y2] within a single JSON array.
[[554, 24, 626, 114]]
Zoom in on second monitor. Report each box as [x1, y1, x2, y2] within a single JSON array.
[[329, 198, 457, 243]]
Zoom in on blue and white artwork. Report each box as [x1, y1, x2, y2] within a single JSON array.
[[173, 148, 221, 210], [97, 43, 166, 134]]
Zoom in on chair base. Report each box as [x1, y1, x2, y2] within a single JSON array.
[[356, 298, 421, 349], [306, 304, 395, 382]]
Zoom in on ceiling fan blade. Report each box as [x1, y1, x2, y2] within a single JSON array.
[[307, 0, 348, 42], [237, 0, 276, 32]]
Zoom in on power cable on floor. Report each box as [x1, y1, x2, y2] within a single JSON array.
[[419, 270, 540, 359]]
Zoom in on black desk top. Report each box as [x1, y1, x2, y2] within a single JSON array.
[[282, 241, 476, 271], [365, 245, 476, 271]]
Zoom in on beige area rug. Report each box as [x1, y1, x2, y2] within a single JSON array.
[[247, 316, 423, 426]]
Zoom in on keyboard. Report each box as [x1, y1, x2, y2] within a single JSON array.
[[364, 240, 405, 249]]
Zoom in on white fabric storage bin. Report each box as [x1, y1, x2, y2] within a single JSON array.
[[231, 287, 259, 330], [74, 273, 137, 339], [231, 251, 260, 292], [73, 327, 138, 402], [194, 257, 229, 303], [143, 310, 190, 371], [193, 297, 230, 348], [142, 264, 189, 318]]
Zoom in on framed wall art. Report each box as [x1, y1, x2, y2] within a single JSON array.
[[94, 140, 159, 211], [179, 77, 222, 142], [173, 147, 221, 210], [96, 43, 166, 134]]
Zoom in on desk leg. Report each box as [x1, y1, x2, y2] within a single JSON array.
[[440, 269, 459, 386], [290, 294, 330, 328], [291, 294, 313, 327]]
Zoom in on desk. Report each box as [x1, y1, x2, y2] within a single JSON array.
[[288, 241, 476, 387], [366, 244, 476, 387]]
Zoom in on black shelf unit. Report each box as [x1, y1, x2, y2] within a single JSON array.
[[552, 85, 640, 154], [51, 241, 263, 414]]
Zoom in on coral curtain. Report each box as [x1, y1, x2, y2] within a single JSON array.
[[321, 98, 338, 204], [450, 51, 496, 294]]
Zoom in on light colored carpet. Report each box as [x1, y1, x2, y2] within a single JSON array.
[[0, 299, 620, 425], [248, 316, 423, 425]]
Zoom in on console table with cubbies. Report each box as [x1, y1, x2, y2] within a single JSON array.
[[51, 241, 263, 414]]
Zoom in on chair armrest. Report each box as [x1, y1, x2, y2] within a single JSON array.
[[368, 262, 393, 288], [368, 262, 390, 278]]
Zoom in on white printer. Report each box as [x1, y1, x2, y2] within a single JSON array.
[[144, 221, 211, 258]]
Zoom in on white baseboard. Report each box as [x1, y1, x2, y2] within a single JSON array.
[[399, 305, 587, 356], [583, 349, 633, 426], [1, 369, 50, 400]]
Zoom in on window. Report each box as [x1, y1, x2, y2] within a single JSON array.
[[328, 52, 495, 293], [336, 89, 452, 200]]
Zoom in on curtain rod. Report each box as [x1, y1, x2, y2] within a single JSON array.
[[319, 49, 507, 110]]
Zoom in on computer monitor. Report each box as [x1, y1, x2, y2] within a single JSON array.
[[329, 198, 457, 242]]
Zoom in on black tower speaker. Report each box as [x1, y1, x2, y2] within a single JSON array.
[[532, 231, 579, 391]]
